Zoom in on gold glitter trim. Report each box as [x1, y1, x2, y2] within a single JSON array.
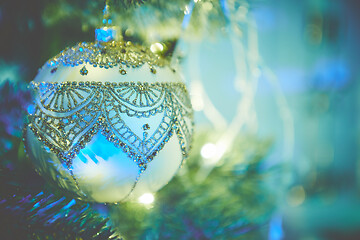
[[47, 41, 168, 71]]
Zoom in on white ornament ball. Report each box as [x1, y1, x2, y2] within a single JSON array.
[[24, 31, 193, 203]]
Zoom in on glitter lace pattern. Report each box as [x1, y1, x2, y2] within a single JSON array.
[[28, 81, 193, 173], [47, 41, 167, 70]]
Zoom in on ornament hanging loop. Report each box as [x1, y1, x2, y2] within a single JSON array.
[[96, 0, 122, 43], [103, 0, 112, 25]]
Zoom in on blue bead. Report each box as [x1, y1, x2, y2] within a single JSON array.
[[27, 104, 35, 115]]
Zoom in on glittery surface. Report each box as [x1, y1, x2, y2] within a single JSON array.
[[28, 81, 193, 174], [47, 40, 168, 72]]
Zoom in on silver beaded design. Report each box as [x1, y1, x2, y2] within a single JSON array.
[[28, 81, 193, 175]]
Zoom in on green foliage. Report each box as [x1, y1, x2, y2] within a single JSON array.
[[108, 131, 276, 239], [0, 194, 122, 240]]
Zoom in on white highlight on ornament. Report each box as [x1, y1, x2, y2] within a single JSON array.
[[150, 42, 164, 53], [138, 193, 154, 204]]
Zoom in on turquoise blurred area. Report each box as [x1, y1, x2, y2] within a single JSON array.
[[256, 1, 360, 239], [178, 0, 360, 239], [1, 0, 360, 239]]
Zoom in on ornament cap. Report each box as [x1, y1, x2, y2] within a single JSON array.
[[95, 26, 121, 42]]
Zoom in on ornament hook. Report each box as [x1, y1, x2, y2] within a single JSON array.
[[95, 0, 121, 42], [103, 0, 112, 25]]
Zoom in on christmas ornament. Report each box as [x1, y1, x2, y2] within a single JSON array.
[[24, 27, 193, 203]]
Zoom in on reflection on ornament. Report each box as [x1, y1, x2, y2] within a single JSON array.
[[24, 28, 193, 203]]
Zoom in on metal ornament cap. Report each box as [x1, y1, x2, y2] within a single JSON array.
[[95, 26, 121, 42]]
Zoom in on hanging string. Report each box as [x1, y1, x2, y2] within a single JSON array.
[[103, 0, 112, 25], [96, 0, 122, 42]]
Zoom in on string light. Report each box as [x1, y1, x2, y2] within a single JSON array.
[[200, 143, 217, 159], [138, 193, 155, 204], [150, 42, 164, 53]]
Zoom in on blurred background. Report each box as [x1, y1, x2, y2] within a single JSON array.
[[0, 0, 360, 239]]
